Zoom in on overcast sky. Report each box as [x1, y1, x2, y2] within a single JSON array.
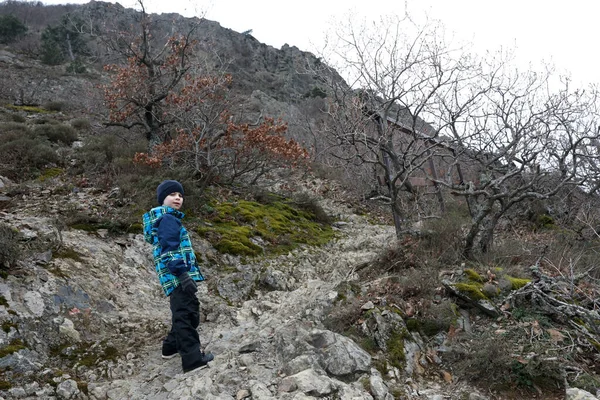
[[40, 0, 599, 87]]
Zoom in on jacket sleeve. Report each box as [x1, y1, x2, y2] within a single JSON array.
[[156, 214, 187, 276]]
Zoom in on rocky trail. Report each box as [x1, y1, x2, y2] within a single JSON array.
[[1, 184, 598, 399]]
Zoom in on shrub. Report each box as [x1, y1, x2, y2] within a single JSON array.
[[43, 101, 66, 112], [70, 118, 90, 131], [291, 191, 332, 224], [0, 132, 59, 181], [0, 121, 29, 135], [0, 14, 27, 44], [0, 222, 20, 270], [66, 58, 86, 74], [33, 123, 77, 145]]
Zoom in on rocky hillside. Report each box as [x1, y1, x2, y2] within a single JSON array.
[[1, 2, 600, 399], [0, 174, 599, 400]]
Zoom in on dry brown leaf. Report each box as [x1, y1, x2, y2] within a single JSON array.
[[546, 328, 565, 343], [442, 370, 453, 383]]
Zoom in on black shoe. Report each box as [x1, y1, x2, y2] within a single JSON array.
[[183, 352, 214, 373], [161, 348, 178, 359]]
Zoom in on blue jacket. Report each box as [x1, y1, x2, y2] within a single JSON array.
[[142, 206, 204, 296]]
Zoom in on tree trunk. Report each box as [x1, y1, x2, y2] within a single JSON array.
[[478, 212, 502, 253], [463, 198, 494, 259], [65, 32, 74, 61]]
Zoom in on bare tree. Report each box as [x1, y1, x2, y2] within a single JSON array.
[[436, 61, 600, 258], [312, 15, 477, 237]]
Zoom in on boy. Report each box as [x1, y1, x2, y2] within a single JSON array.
[[142, 180, 214, 373]]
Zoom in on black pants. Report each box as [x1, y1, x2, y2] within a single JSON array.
[[163, 286, 203, 371]]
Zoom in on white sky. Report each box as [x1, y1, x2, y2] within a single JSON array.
[[41, 0, 599, 87]]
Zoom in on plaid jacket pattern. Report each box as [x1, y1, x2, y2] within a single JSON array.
[[142, 206, 204, 296]]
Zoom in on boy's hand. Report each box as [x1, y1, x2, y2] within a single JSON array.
[[178, 272, 197, 295]]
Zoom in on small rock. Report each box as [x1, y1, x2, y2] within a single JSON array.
[[56, 379, 80, 399], [469, 393, 490, 400], [565, 388, 598, 400], [278, 378, 297, 393], [8, 387, 27, 398], [236, 389, 251, 399], [361, 301, 375, 310]]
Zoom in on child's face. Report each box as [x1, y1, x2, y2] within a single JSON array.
[[163, 192, 183, 210]]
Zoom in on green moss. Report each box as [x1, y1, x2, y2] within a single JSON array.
[[535, 214, 555, 230], [405, 318, 450, 337], [506, 276, 531, 290], [38, 167, 64, 181], [454, 282, 488, 300], [0, 270, 7, 279], [5, 104, 52, 114], [0, 381, 11, 390], [197, 199, 334, 256], [0, 339, 26, 357], [464, 268, 484, 282], [387, 329, 407, 370], [0, 295, 8, 307]]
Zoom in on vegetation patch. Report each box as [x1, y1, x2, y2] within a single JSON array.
[[464, 268, 484, 282], [54, 248, 84, 263], [506, 276, 531, 290], [5, 104, 52, 114], [38, 167, 65, 182], [453, 282, 488, 300], [0, 222, 20, 271], [386, 329, 408, 370], [0, 339, 26, 357], [51, 341, 120, 368], [1, 321, 17, 333], [197, 199, 334, 256]]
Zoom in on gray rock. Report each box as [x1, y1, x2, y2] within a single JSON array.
[[8, 387, 27, 398], [566, 388, 599, 400], [56, 379, 80, 399], [369, 368, 391, 400], [289, 369, 334, 397], [308, 329, 371, 376]]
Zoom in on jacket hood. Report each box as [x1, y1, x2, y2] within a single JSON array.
[[142, 206, 185, 244]]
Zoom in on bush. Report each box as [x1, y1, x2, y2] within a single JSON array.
[[66, 58, 86, 74], [0, 121, 29, 135], [291, 191, 332, 224], [0, 112, 26, 123], [0, 14, 27, 44], [0, 130, 59, 181], [70, 118, 91, 131], [33, 123, 77, 145], [0, 222, 20, 270], [43, 101, 66, 112]]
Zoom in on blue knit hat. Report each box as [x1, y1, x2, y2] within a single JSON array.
[[157, 180, 184, 205]]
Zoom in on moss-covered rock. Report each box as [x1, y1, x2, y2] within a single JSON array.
[[453, 282, 488, 300], [505, 276, 531, 290], [464, 268, 484, 283], [0, 338, 26, 357], [197, 199, 334, 256]]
